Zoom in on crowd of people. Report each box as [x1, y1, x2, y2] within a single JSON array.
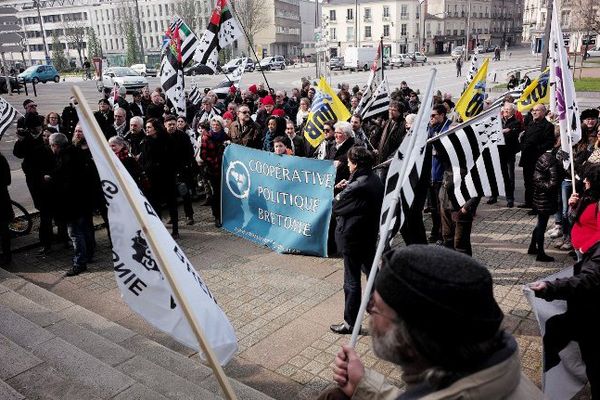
[[1, 73, 599, 398]]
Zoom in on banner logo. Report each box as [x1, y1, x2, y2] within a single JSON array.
[[226, 160, 251, 199]]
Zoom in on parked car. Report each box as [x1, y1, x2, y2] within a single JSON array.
[[130, 63, 158, 77], [222, 57, 255, 73], [389, 55, 405, 67], [98, 67, 148, 93], [451, 46, 464, 59], [0, 76, 23, 93], [184, 63, 219, 76], [409, 52, 428, 63], [585, 48, 600, 59], [258, 56, 286, 71], [17, 65, 60, 84], [329, 56, 345, 70], [475, 45, 484, 53], [485, 45, 496, 53]]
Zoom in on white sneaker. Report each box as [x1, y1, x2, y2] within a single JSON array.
[[547, 226, 563, 239]]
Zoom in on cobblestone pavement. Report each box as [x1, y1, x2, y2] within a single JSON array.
[[5, 198, 590, 399]]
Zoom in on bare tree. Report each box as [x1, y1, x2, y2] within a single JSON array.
[[569, 0, 600, 46], [231, 0, 270, 53], [62, 18, 87, 66], [115, 1, 142, 64], [175, 0, 205, 33]]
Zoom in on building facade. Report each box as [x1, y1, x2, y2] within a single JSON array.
[[299, 0, 317, 60], [253, 0, 301, 58], [321, 0, 421, 57]]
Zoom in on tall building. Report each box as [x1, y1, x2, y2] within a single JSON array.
[[321, 0, 421, 57], [252, 0, 301, 58], [299, 0, 317, 60]]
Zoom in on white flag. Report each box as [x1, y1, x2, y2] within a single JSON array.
[[76, 105, 238, 365]]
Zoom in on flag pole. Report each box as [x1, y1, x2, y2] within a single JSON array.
[[349, 69, 437, 347], [425, 103, 502, 144], [71, 86, 238, 400], [229, 6, 272, 93]]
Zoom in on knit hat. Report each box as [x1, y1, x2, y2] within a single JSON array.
[[248, 84, 258, 94], [261, 95, 274, 106], [272, 108, 286, 117], [223, 111, 234, 120], [581, 108, 599, 120], [23, 99, 35, 108], [375, 245, 503, 345]]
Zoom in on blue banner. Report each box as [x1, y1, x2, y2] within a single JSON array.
[[222, 144, 336, 256]]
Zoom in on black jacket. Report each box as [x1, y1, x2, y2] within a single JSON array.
[[326, 137, 355, 186], [0, 153, 11, 222], [372, 117, 405, 164], [500, 115, 523, 156], [520, 118, 554, 166], [168, 130, 195, 182], [333, 168, 383, 253], [13, 134, 55, 210], [93, 111, 117, 140], [532, 150, 561, 215]]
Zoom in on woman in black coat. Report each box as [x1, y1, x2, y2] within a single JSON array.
[[330, 147, 383, 334], [529, 131, 561, 262]]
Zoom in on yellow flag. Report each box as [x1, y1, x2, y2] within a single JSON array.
[[303, 77, 352, 147], [516, 68, 550, 113], [456, 58, 490, 121]]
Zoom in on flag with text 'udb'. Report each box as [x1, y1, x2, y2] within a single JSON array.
[[0, 97, 17, 140], [193, 0, 242, 73], [437, 111, 505, 206], [455, 58, 489, 121], [515, 68, 550, 113], [75, 105, 238, 365], [303, 77, 351, 148]]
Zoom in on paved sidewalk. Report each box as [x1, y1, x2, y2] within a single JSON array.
[[4, 199, 589, 399]]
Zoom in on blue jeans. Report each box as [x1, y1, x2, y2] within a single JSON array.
[[68, 215, 95, 267]]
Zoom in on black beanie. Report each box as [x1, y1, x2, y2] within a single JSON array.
[[581, 108, 599, 121], [375, 245, 503, 345]]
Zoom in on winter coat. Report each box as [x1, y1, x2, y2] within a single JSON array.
[[13, 134, 55, 211], [168, 130, 195, 183], [228, 120, 262, 149], [0, 153, 11, 222], [326, 137, 356, 186], [372, 117, 405, 164], [351, 334, 541, 400], [520, 118, 555, 167], [500, 115, 523, 156], [532, 150, 561, 215], [200, 129, 228, 177], [333, 168, 383, 254]]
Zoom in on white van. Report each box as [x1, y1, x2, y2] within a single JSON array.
[[344, 47, 377, 71]]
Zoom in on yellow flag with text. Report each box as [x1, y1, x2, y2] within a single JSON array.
[[516, 68, 550, 113], [456, 58, 489, 121], [303, 77, 352, 147]]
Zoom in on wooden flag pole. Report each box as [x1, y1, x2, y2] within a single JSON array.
[[71, 86, 238, 400], [349, 69, 437, 347]]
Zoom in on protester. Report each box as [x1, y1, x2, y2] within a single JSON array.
[[284, 120, 308, 157], [350, 115, 370, 149], [229, 105, 262, 149], [124, 116, 145, 157], [330, 147, 382, 335], [113, 107, 129, 137], [315, 121, 336, 160], [320, 245, 542, 399], [0, 152, 11, 265], [129, 90, 146, 118], [528, 130, 561, 262], [94, 99, 117, 139], [44, 112, 62, 133], [296, 97, 311, 128], [108, 135, 141, 187], [273, 136, 292, 155], [371, 101, 405, 169], [530, 165, 600, 398], [328, 122, 356, 188]]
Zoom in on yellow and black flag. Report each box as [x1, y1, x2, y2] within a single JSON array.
[[516, 68, 550, 113], [303, 78, 352, 148], [455, 58, 489, 121]]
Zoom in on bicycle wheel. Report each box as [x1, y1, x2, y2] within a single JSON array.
[[9, 200, 32, 236]]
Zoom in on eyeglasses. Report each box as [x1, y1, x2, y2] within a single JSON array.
[[323, 128, 331, 132], [431, 113, 439, 117]]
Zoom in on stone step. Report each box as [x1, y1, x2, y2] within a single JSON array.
[[0, 379, 24, 400], [0, 269, 275, 400]]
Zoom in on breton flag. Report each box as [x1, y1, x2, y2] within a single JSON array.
[[74, 92, 238, 365], [550, 0, 582, 167], [188, 86, 202, 106], [437, 108, 505, 206], [362, 77, 390, 121], [379, 70, 435, 240], [455, 58, 489, 121], [160, 26, 186, 117], [303, 77, 352, 148], [355, 41, 384, 119], [488, 83, 525, 109], [0, 97, 18, 140], [169, 16, 199, 67], [193, 0, 243, 73], [524, 268, 588, 400], [515, 69, 550, 112], [211, 58, 247, 100], [464, 49, 482, 89]]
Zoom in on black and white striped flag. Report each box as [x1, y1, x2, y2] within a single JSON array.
[[169, 17, 199, 67], [211, 59, 246, 100], [438, 110, 505, 206], [188, 86, 202, 106], [379, 72, 434, 240], [0, 97, 18, 140], [488, 83, 525, 109], [362, 78, 390, 121]]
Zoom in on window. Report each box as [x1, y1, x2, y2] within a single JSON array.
[[330, 10, 336, 21], [347, 8, 353, 20], [401, 5, 408, 18], [401, 23, 407, 36], [383, 6, 390, 18], [364, 25, 371, 38], [347, 26, 354, 40], [364, 8, 371, 21], [383, 24, 389, 37], [330, 27, 336, 40]]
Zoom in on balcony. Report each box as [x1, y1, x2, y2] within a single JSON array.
[[382, 15, 390, 21], [363, 16, 372, 22]]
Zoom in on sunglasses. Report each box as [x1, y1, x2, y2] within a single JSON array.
[[323, 128, 331, 132], [431, 113, 439, 117]]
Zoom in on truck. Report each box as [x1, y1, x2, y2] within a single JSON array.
[[344, 47, 378, 71]]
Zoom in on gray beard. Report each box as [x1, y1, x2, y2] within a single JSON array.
[[371, 321, 418, 368]]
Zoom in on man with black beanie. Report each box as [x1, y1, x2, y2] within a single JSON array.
[[318, 245, 541, 400]]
